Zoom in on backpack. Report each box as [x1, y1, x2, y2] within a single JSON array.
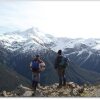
[[59, 56, 68, 68], [39, 62, 46, 72], [32, 60, 39, 72]]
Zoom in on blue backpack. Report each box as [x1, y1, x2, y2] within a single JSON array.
[[32, 60, 39, 71]]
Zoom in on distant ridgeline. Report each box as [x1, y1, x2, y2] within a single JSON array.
[[0, 27, 100, 91]]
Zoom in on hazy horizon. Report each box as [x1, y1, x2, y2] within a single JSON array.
[[0, 1, 100, 39]]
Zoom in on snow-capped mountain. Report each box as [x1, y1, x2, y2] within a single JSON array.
[[1, 27, 100, 63], [1, 27, 100, 88], [52, 38, 100, 52], [0, 27, 56, 52], [1, 27, 100, 71], [1, 27, 100, 53]]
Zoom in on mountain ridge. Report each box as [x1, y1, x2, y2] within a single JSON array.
[[1, 27, 100, 91]]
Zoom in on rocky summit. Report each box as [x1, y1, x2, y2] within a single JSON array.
[[0, 82, 85, 97], [1, 81, 100, 97]]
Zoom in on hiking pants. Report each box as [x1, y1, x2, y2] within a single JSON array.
[[32, 72, 40, 90], [57, 68, 66, 85]]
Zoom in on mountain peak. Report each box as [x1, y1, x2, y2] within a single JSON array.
[[25, 27, 39, 34], [1, 26, 100, 52]]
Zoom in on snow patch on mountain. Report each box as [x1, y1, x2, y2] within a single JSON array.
[[22, 27, 53, 44], [85, 51, 92, 61], [0, 34, 26, 43], [54, 38, 100, 52], [82, 38, 97, 47], [0, 27, 54, 52], [1, 27, 100, 53], [77, 49, 87, 56], [93, 45, 100, 50]]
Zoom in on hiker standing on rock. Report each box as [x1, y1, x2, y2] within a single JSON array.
[[55, 50, 68, 88], [30, 55, 45, 92]]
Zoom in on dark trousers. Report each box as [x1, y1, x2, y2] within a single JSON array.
[[32, 81, 38, 91], [32, 72, 40, 91], [57, 68, 66, 86]]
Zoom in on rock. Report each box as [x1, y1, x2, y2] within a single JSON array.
[[42, 90, 48, 95], [84, 88, 88, 91], [2, 91, 8, 97], [18, 84, 32, 91], [71, 88, 80, 96], [41, 86, 48, 90], [78, 86, 84, 93], [83, 84, 88, 88], [70, 86, 84, 96], [51, 92, 59, 96], [48, 89, 54, 93], [89, 87, 95, 91], [0, 82, 89, 97], [54, 83, 59, 86], [67, 82, 76, 88], [51, 85, 57, 89], [13, 88, 25, 96], [22, 91, 33, 96], [63, 91, 68, 96], [13, 84, 34, 96], [75, 85, 84, 93]]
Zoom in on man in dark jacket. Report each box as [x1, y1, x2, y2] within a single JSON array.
[[55, 50, 66, 87]]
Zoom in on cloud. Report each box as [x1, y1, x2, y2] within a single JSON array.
[[0, 1, 100, 38]]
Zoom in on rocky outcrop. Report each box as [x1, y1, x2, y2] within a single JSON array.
[[2, 82, 100, 97], [0, 82, 85, 97]]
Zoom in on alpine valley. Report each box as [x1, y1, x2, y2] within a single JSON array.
[[1, 27, 100, 91]]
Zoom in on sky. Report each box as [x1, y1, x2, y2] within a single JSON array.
[[0, 1, 100, 38]]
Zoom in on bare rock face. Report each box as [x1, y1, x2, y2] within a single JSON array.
[[0, 82, 85, 97]]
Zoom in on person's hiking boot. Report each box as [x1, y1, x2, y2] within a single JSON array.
[[63, 81, 66, 86], [62, 83, 66, 86]]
